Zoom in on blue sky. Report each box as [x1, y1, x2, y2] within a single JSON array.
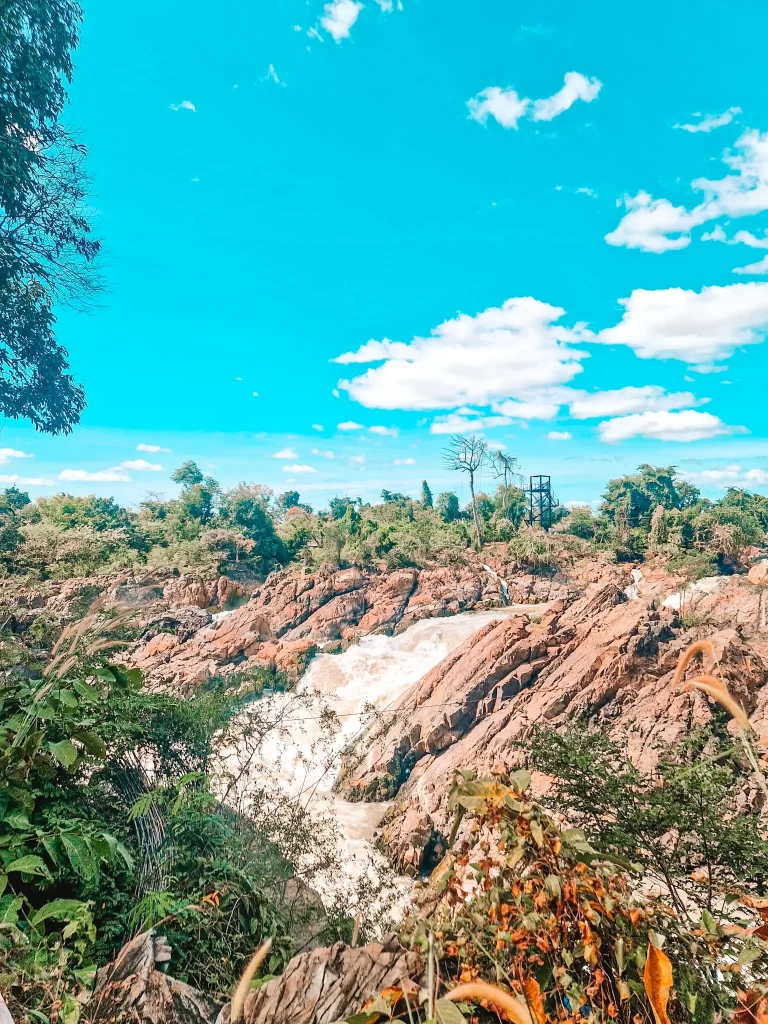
[[4, 0, 768, 510]]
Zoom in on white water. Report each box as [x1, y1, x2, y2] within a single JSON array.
[[222, 603, 540, 887]]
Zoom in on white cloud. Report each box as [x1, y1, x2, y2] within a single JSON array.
[[493, 397, 562, 419], [394, 457, 417, 465], [701, 224, 728, 242], [170, 100, 196, 112], [576, 187, 598, 198], [311, 448, 335, 458], [467, 71, 601, 130], [117, 460, 163, 472], [468, 87, 530, 129], [337, 420, 364, 430], [675, 107, 741, 133], [569, 385, 702, 419], [547, 431, 572, 440], [273, 447, 298, 459], [0, 474, 53, 486], [59, 469, 131, 483], [732, 228, 768, 248], [312, 424, 324, 432], [531, 72, 602, 121], [348, 454, 365, 464], [430, 412, 512, 434], [336, 297, 588, 411], [0, 448, 32, 465], [264, 64, 282, 85], [369, 425, 398, 436], [320, 0, 362, 41], [594, 282, 768, 366], [137, 443, 171, 453], [598, 409, 737, 443], [733, 255, 768, 275], [686, 463, 768, 486], [282, 464, 316, 473], [606, 129, 768, 252]]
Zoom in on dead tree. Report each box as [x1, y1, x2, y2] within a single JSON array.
[[490, 450, 520, 511], [442, 434, 488, 548]]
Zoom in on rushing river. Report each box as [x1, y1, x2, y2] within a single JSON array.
[[221, 603, 538, 887]]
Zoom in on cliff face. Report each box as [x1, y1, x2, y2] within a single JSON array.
[[126, 561, 569, 691], [336, 565, 768, 874]]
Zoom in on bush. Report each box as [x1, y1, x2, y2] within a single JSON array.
[[506, 525, 560, 574]]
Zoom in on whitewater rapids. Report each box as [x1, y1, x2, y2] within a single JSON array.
[[220, 603, 539, 887]]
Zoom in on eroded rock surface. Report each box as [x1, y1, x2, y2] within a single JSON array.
[[336, 566, 768, 874], [126, 561, 550, 691]]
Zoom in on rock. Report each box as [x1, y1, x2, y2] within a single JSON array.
[[748, 561, 768, 585], [346, 572, 768, 873], [127, 561, 553, 692], [90, 929, 221, 1024], [164, 575, 248, 610], [217, 935, 423, 1024]]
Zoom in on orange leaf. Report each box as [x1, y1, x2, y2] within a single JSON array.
[[524, 977, 546, 1024], [733, 989, 768, 1024], [644, 942, 673, 1024]]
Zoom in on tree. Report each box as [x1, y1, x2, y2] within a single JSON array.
[[37, 493, 130, 532], [0, 1, 101, 434], [218, 484, 288, 569], [328, 496, 359, 520], [171, 461, 205, 488], [442, 434, 487, 547], [489, 450, 519, 510], [420, 480, 433, 508], [436, 491, 460, 523], [601, 464, 684, 531]]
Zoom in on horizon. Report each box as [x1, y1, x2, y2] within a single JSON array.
[[3, 0, 768, 508]]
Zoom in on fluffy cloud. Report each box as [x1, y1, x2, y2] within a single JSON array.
[[598, 410, 736, 443], [336, 297, 588, 411], [594, 283, 768, 366], [531, 72, 602, 121], [394, 457, 416, 465], [348, 454, 365, 464], [311, 448, 335, 458], [59, 469, 131, 483], [170, 100, 196, 112], [733, 229, 768, 248], [686, 463, 768, 486], [568, 385, 701, 419], [117, 460, 163, 471], [273, 447, 298, 459], [467, 87, 530, 129], [675, 107, 741, 133], [337, 420, 364, 430], [0, 474, 52, 486], [468, 72, 601, 130], [0, 448, 32, 464], [547, 431, 572, 440], [282, 464, 316, 473], [312, 424, 324, 432], [137, 443, 171, 453], [733, 255, 768, 275], [369, 425, 399, 437], [606, 129, 768, 252], [320, 0, 362, 41]]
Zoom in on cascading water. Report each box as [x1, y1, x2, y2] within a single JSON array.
[[221, 603, 540, 889]]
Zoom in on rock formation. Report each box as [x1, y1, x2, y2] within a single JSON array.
[[337, 562, 768, 873]]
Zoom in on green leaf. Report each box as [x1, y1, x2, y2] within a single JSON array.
[[701, 908, 718, 934], [94, 667, 116, 682], [61, 835, 98, 880], [72, 680, 99, 701], [56, 689, 79, 709], [6, 854, 49, 876], [530, 820, 544, 847], [128, 793, 155, 821], [737, 943, 764, 965], [544, 873, 562, 897], [73, 730, 107, 759], [48, 739, 78, 769], [509, 768, 531, 793], [60, 991, 81, 1024], [0, 874, 6, 897], [0, 894, 24, 926], [4, 810, 31, 830], [31, 898, 87, 926], [436, 1000, 467, 1023]]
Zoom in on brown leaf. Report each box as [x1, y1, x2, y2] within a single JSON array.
[[524, 977, 546, 1024], [733, 989, 768, 1024], [643, 942, 673, 1024]]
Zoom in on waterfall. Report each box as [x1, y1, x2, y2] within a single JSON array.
[[220, 603, 538, 888]]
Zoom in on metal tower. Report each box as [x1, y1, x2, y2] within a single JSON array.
[[526, 475, 560, 530]]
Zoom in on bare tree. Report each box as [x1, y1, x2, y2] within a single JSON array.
[[442, 434, 488, 548], [490, 450, 521, 510]]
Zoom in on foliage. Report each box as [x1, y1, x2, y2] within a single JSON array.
[[340, 770, 764, 1023], [506, 526, 560, 574], [526, 725, 768, 922], [0, 1, 100, 433]]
